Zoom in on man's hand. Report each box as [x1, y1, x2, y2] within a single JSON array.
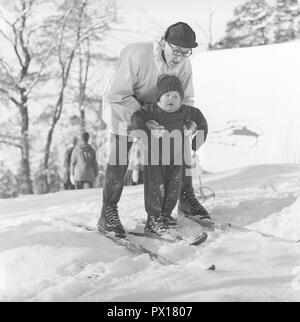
[[183, 120, 197, 136], [146, 120, 168, 138]]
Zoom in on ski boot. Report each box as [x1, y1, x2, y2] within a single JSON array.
[[162, 212, 178, 228], [145, 213, 168, 236], [179, 188, 211, 220], [98, 203, 126, 238]]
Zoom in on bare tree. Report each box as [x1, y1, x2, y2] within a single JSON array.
[[67, 0, 118, 133], [40, 0, 118, 192], [0, 0, 54, 194], [196, 7, 216, 51]]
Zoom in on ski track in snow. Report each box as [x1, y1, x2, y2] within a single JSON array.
[[0, 164, 300, 301]]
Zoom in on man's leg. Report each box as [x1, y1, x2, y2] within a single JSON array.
[[178, 149, 210, 218], [98, 134, 133, 236]]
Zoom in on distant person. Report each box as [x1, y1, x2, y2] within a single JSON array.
[[131, 74, 208, 235], [63, 137, 77, 190], [70, 132, 98, 189]]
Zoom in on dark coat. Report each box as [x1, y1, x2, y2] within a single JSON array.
[[71, 142, 98, 182], [131, 103, 208, 165]]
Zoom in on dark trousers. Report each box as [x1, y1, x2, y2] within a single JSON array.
[[64, 182, 75, 190], [101, 134, 193, 209], [75, 181, 93, 189], [102, 134, 133, 205], [143, 164, 182, 216]]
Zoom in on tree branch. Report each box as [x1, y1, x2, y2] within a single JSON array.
[[0, 133, 22, 149]]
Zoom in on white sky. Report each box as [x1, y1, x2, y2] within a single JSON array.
[[117, 0, 247, 45]]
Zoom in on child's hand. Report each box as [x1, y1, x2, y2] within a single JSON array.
[[151, 129, 169, 138], [146, 120, 168, 137], [146, 120, 165, 131], [183, 120, 197, 136]]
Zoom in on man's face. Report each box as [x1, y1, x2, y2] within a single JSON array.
[[163, 42, 192, 68]]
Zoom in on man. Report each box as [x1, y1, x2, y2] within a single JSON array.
[[63, 137, 77, 190], [98, 22, 210, 238], [71, 132, 98, 189]]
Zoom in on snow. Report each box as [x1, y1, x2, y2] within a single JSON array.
[[1, 23, 300, 302], [0, 164, 300, 302], [192, 40, 300, 172]]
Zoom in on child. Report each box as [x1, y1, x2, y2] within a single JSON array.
[[131, 74, 208, 236]]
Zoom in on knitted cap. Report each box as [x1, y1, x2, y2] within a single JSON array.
[[156, 74, 184, 101], [165, 22, 198, 48]]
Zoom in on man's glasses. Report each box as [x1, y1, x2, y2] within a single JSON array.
[[168, 42, 192, 57]]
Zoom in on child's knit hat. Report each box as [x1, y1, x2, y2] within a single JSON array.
[[156, 74, 184, 101]]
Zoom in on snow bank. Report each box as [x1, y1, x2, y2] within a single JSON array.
[[250, 197, 300, 242], [1, 165, 300, 301], [192, 41, 300, 171]]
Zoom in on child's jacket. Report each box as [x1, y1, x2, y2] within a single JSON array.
[[131, 103, 208, 165]]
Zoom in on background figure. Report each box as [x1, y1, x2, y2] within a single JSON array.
[[71, 132, 98, 189], [63, 137, 77, 190]]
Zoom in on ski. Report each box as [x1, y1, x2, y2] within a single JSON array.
[[97, 226, 174, 266], [76, 223, 173, 265], [180, 214, 300, 243], [55, 218, 215, 270], [128, 230, 208, 246]]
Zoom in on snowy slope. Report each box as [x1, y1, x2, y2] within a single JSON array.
[[1, 164, 300, 302], [192, 40, 300, 172]]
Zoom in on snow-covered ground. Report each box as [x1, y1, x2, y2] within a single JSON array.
[[193, 40, 300, 172], [0, 164, 300, 302], [1, 17, 300, 303]]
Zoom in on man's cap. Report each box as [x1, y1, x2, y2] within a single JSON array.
[[165, 22, 198, 49]]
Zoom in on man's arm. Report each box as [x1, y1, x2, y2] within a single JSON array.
[[181, 59, 195, 106], [107, 45, 143, 124]]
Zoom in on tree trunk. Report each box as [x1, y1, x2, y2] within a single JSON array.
[[43, 125, 55, 193], [43, 93, 64, 193], [19, 91, 33, 194], [80, 107, 86, 133]]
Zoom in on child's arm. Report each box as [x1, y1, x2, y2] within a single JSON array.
[[131, 108, 151, 135], [183, 105, 208, 151]]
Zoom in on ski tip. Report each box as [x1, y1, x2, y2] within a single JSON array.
[[191, 232, 208, 246]]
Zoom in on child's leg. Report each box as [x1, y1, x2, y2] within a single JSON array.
[[162, 165, 183, 215], [143, 165, 165, 215], [143, 165, 169, 234]]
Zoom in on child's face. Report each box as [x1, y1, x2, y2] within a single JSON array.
[[158, 91, 181, 113]]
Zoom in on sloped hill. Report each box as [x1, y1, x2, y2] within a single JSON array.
[[0, 164, 300, 301]]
